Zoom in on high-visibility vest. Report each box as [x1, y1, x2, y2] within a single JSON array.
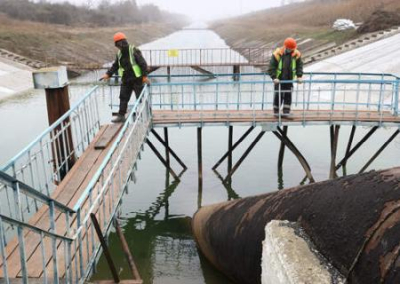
[[118, 45, 142, 78], [273, 48, 301, 80]]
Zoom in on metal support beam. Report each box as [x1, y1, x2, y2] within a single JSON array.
[[90, 214, 120, 284], [273, 127, 315, 183], [359, 129, 400, 174], [146, 139, 180, 181], [198, 128, 203, 209], [164, 128, 170, 167], [224, 131, 266, 183], [228, 126, 233, 177], [278, 126, 288, 170], [330, 125, 340, 179], [213, 126, 255, 170], [114, 220, 142, 283], [343, 125, 356, 176], [190, 66, 216, 78], [151, 129, 187, 169], [335, 126, 378, 171], [233, 65, 241, 81]]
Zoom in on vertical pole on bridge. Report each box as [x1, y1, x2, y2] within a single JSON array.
[[164, 127, 170, 167], [233, 65, 240, 81], [33, 66, 75, 182], [197, 127, 203, 209], [227, 126, 233, 182], [167, 66, 171, 82], [330, 125, 340, 179]]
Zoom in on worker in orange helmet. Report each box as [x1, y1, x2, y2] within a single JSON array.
[[102, 32, 150, 123], [268, 37, 303, 117]]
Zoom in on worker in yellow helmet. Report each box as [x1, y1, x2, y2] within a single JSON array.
[[268, 37, 303, 117], [102, 32, 150, 123]]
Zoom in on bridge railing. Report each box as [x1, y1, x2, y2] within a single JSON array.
[[149, 72, 400, 125], [141, 48, 271, 67], [0, 87, 100, 220], [70, 85, 151, 282], [0, 170, 75, 283], [0, 84, 151, 283]]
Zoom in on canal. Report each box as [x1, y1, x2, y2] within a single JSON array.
[[1, 25, 400, 284]]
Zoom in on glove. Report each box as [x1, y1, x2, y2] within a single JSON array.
[[101, 74, 110, 81], [273, 78, 280, 84], [297, 77, 303, 84], [143, 76, 151, 85]]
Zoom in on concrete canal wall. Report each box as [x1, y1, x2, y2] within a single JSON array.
[[0, 57, 33, 101], [261, 220, 344, 284]]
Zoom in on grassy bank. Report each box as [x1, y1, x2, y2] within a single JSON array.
[[0, 13, 183, 66], [211, 0, 400, 48]]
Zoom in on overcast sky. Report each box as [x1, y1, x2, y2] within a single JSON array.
[[48, 0, 281, 22], [136, 0, 280, 21]]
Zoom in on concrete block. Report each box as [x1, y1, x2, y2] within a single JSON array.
[[33, 66, 68, 89], [261, 220, 345, 284]]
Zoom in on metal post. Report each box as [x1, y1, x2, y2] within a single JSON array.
[[228, 126, 233, 176], [278, 126, 288, 170], [198, 127, 203, 209], [336, 126, 378, 171], [224, 131, 266, 182], [273, 128, 315, 183], [90, 214, 120, 283], [213, 126, 255, 170], [146, 139, 180, 181], [330, 125, 340, 179], [12, 181, 28, 284], [359, 129, 400, 174], [33, 67, 76, 181], [150, 129, 187, 169], [343, 126, 356, 175], [114, 220, 142, 282], [164, 128, 170, 167]]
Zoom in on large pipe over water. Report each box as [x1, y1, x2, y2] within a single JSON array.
[[192, 168, 400, 284]]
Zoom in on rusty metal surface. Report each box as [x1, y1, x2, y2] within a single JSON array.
[[192, 167, 400, 284]]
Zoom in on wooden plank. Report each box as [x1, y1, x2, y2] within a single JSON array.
[[25, 125, 122, 278], [95, 124, 123, 150], [0, 126, 109, 278], [152, 110, 400, 125]]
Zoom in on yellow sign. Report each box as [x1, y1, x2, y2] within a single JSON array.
[[168, 49, 179, 57]]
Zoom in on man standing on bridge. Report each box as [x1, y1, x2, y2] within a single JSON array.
[[268, 37, 303, 116], [102, 32, 150, 123]]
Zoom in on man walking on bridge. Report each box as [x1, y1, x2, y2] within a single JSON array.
[[268, 37, 303, 116], [102, 32, 150, 123]]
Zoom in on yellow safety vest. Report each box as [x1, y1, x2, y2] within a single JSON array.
[[273, 48, 301, 80], [118, 45, 142, 78]]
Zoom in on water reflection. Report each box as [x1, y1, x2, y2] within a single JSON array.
[[91, 169, 234, 284]]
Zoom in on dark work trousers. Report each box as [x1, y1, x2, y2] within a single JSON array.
[[119, 81, 144, 115], [273, 83, 293, 114]]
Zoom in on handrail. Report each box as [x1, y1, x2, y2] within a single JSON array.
[[0, 85, 99, 172], [0, 213, 73, 242], [0, 171, 75, 214], [147, 72, 399, 80], [73, 84, 149, 211], [151, 79, 399, 87]]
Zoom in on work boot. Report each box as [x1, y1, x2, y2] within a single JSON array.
[[112, 114, 125, 123]]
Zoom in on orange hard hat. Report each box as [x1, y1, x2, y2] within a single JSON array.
[[113, 32, 127, 43], [284, 38, 297, 50]]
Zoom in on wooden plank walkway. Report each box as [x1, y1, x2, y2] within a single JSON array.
[[152, 110, 400, 125], [0, 124, 123, 279]]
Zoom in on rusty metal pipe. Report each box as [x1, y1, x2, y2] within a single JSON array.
[[193, 167, 400, 284]]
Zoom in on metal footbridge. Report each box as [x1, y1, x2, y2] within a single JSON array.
[[0, 71, 399, 283]]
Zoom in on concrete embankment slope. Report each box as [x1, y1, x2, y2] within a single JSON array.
[[307, 31, 400, 74], [0, 57, 33, 101]]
